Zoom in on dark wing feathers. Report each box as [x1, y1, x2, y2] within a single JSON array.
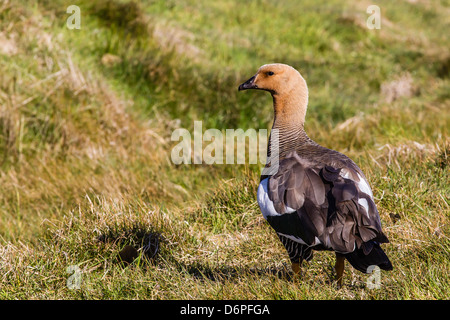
[[304, 168, 326, 205], [266, 153, 388, 254]]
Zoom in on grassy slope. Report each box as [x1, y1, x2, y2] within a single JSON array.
[[0, 0, 449, 299]]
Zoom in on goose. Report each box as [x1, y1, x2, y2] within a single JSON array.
[[238, 63, 392, 286]]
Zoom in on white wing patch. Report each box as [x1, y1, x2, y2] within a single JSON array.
[[340, 170, 373, 219], [257, 178, 297, 219], [340, 169, 373, 195], [339, 168, 352, 179], [358, 198, 370, 219], [257, 178, 281, 218], [356, 173, 374, 198], [340, 169, 373, 198]]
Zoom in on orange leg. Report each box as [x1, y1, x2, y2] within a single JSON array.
[[335, 253, 345, 288], [292, 258, 303, 277]]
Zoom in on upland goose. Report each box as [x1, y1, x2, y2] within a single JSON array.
[[239, 64, 392, 286]]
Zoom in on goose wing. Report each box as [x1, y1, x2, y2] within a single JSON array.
[[263, 152, 388, 253]]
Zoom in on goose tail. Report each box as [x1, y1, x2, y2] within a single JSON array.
[[343, 241, 393, 273]]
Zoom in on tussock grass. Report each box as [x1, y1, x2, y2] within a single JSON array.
[[0, 0, 449, 299]]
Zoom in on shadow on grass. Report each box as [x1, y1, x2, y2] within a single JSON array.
[[179, 262, 296, 283]]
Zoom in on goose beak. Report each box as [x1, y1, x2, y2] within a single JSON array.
[[238, 75, 257, 91]]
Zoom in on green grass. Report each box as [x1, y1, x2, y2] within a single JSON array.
[[0, 0, 449, 299]]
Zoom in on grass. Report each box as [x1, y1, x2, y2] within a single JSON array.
[[0, 0, 449, 299]]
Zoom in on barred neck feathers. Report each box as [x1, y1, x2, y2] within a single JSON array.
[[270, 82, 313, 158]]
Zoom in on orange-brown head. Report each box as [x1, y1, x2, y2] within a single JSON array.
[[239, 63, 309, 125]]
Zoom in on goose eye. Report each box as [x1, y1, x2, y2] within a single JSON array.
[[266, 71, 274, 76]]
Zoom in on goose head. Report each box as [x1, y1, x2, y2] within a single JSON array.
[[239, 63, 309, 123]]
